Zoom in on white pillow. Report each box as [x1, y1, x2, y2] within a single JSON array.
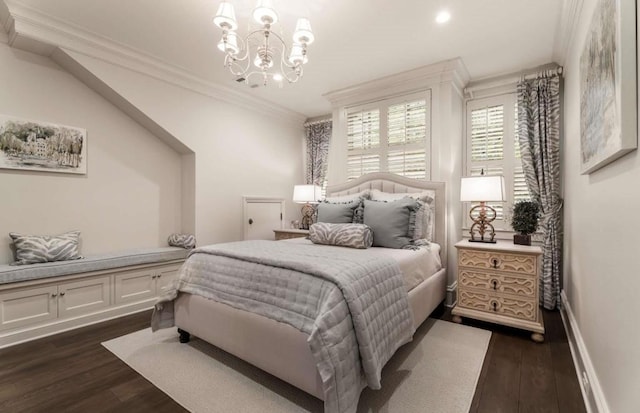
[[323, 190, 370, 204], [369, 189, 436, 241]]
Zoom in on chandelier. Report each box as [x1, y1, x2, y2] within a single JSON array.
[[213, 0, 314, 86]]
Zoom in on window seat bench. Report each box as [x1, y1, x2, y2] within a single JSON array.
[[0, 247, 188, 348]]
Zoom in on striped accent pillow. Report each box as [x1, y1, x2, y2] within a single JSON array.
[[309, 223, 373, 249], [9, 231, 82, 265], [167, 233, 196, 249]]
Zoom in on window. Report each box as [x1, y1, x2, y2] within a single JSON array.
[[346, 91, 431, 180], [465, 94, 530, 230]]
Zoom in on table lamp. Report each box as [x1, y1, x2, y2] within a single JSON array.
[[293, 184, 321, 230], [460, 175, 505, 243]]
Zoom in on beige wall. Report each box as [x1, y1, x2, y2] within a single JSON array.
[[0, 43, 182, 264], [563, 0, 640, 411], [60, 50, 305, 247]]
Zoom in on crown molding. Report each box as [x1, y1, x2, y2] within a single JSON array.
[[323, 57, 470, 108], [2, 0, 306, 126], [552, 0, 584, 65]]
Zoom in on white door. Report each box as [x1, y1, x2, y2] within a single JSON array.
[[244, 198, 284, 240], [58, 276, 111, 319]]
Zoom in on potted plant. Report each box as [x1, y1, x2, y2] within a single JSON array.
[[511, 200, 540, 246]]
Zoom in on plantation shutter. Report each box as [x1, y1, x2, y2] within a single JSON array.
[[469, 104, 505, 219], [387, 99, 428, 179], [513, 102, 531, 202], [345, 91, 430, 181], [346, 109, 380, 180]]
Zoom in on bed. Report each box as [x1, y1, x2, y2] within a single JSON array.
[[153, 172, 447, 412]]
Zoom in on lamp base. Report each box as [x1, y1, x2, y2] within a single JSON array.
[[468, 238, 497, 244]]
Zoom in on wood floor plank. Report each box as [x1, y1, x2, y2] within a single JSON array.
[[518, 340, 559, 413]]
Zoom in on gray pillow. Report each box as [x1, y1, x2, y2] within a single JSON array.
[[363, 199, 418, 249], [9, 230, 83, 265], [168, 233, 196, 249], [317, 201, 360, 224], [309, 223, 373, 249]]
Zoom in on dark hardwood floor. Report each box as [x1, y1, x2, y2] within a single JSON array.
[[0, 308, 586, 413]]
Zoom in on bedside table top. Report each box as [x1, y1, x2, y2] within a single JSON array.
[[455, 239, 542, 255]]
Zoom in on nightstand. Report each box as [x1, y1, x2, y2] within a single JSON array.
[[452, 240, 545, 342], [273, 229, 309, 240]]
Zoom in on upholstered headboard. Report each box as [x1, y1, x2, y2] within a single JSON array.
[[327, 172, 446, 263]]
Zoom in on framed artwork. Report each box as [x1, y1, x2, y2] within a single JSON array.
[[0, 115, 87, 174], [580, 0, 637, 174]]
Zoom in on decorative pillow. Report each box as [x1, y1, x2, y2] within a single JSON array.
[[370, 189, 436, 241], [168, 233, 196, 249], [363, 198, 418, 249], [9, 231, 82, 265], [317, 201, 360, 224], [309, 223, 373, 249]]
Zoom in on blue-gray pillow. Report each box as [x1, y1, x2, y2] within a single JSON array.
[[309, 223, 373, 249], [363, 199, 418, 249], [317, 201, 360, 224], [9, 230, 82, 265], [168, 233, 196, 249]]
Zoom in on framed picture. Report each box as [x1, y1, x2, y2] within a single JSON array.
[[0, 115, 87, 174], [580, 0, 637, 174]]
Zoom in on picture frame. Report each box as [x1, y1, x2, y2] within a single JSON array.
[[0, 114, 87, 174], [579, 0, 637, 174]]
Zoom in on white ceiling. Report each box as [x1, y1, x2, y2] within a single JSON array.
[[10, 0, 563, 117]]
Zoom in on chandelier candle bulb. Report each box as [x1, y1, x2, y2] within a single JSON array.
[[213, 0, 313, 86]]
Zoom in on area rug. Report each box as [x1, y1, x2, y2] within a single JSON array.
[[102, 318, 491, 413]]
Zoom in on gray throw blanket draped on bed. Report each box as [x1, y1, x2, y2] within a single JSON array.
[[152, 240, 415, 413]]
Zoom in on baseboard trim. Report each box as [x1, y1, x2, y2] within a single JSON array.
[[560, 290, 610, 413], [445, 281, 457, 308]]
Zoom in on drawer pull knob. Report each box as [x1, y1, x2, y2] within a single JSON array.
[[491, 279, 498, 290], [491, 258, 499, 269], [60, 292, 65, 296], [51, 293, 57, 298]]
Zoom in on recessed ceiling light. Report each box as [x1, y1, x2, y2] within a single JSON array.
[[436, 10, 451, 24]]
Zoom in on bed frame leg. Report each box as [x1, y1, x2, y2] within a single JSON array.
[[177, 328, 190, 343]]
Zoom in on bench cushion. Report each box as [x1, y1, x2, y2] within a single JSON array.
[[0, 247, 188, 285]]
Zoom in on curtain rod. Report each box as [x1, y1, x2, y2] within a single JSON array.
[[521, 66, 563, 81], [304, 117, 331, 127], [464, 65, 563, 97]]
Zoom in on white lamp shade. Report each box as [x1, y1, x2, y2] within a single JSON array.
[[288, 43, 308, 65], [460, 176, 505, 202], [293, 185, 322, 204], [253, 0, 278, 24], [293, 18, 314, 45], [213, 2, 238, 30], [217, 32, 239, 54]]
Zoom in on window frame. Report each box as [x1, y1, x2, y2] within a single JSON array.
[[343, 89, 432, 181], [464, 92, 528, 232]]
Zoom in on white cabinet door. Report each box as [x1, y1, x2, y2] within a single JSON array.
[[244, 198, 285, 240], [114, 269, 155, 305], [156, 264, 182, 295], [0, 285, 58, 331], [58, 276, 111, 319]]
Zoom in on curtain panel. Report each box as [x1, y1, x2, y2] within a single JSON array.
[[517, 74, 563, 310], [305, 120, 332, 186]]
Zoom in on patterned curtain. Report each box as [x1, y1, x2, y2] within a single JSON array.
[[517, 74, 563, 310], [305, 119, 332, 186]]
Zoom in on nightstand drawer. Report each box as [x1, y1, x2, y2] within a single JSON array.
[[459, 269, 536, 298], [458, 249, 537, 275], [458, 289, 537, 321]]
